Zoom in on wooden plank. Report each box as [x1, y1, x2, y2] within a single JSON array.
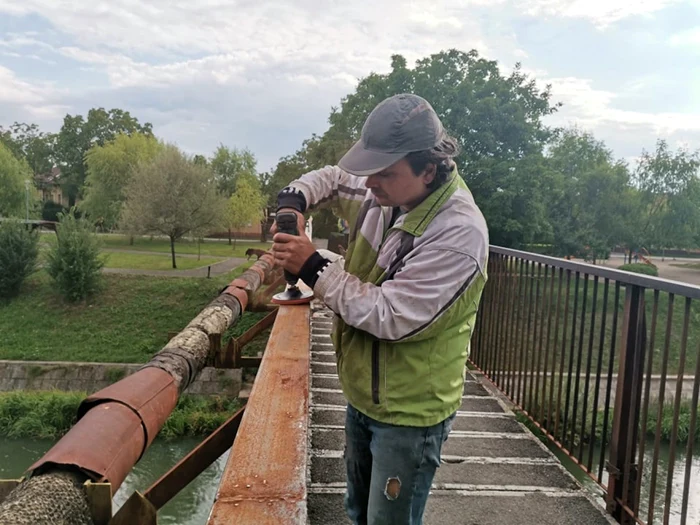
[[207, 300, 311, 524]]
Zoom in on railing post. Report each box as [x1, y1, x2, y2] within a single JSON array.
[[606, 284, 646, 524]]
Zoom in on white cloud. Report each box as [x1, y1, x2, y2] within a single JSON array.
[[543, 75, 700, 137], [0, 0, 697, 171], [0, 65, 68, 120], [522, 0, 682, 27], [669, 26, 700, 47]]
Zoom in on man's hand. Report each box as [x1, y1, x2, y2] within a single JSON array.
[[272, 210, 316, 275]]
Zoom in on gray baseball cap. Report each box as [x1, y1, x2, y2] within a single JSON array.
[[338, 93, 445, 176]]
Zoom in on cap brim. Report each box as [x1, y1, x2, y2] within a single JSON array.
[[338, 140, 406, 177]]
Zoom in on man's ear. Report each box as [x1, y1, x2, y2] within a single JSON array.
[[422, 164, 437, 186]]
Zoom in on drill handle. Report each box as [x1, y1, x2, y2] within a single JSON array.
[[275, 211, 301, 285]]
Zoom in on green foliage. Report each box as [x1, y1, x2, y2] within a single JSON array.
[[0, 391, 84, 439], [0, 122, 56, 175], [0, 391, 241, 439], [0, 220, 39, 298], [210, 145, 257, 197], [120, 146, 227, 268], [632, 140, 700, 252], [104, 367, 127, 383], [41, 200, 66, 222], [81, 132, 163, 230], [54, 108, 152, 206], [618, 263, 659, 277], [0, 142, 34, 218], [545, 128, 632, 260], [228, 174, 265, 247], [268, 50, 560, 247], [46, 210, 105, 302]]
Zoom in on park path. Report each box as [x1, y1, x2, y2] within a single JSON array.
[[102, 257, 248, 277], [101, 248, 228, 260]]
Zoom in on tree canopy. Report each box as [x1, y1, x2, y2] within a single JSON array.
[[227, 173, 265, 248], [120, 146, 226, 268], [0, 142, 33, 218], [81, 132, 163, 230], [55, 108, 152, 205]]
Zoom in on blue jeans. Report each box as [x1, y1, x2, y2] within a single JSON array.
[[343, 404, 455, 525]]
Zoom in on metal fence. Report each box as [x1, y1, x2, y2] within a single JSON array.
[[471, 246, 700, 525]]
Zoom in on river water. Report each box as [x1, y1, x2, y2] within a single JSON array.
[[2, 435, 699, 523], [0, 437, 229, 524]]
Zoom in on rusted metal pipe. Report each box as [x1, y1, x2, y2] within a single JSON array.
[[0, 255, 276, 525]]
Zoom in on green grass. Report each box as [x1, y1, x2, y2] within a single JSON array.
[[0, 266, 260, 363], [102, 251, 222, 271], [0, 390, 243, 439], [40, 232, 269, 259]]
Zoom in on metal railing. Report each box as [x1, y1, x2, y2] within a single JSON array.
[[471, 246, 700, 525]]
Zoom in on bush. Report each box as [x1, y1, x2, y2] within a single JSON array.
[[46, 210, 105, 302], [618, 263, 659, 277], [0, 391, 242, 439], [41, 200, 67, 222], [0, 220, 39, 298]]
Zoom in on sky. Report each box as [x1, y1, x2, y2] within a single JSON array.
[[0, 0, 699, 172]]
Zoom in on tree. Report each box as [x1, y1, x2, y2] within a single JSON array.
[[120, 146, 227, 268], [0, 122, 56, 175], [632, 140, 700, 254], [81, 133, 163, 230], [210, 145, 257, 197], [46, 210, 105, 302], [268, 49, 560, 246], [0, 142, 34, 218], [210, 145, 261, 243], [545, 128, 631, 262], [0, 220, 39, 298], [54, 108, 152, 206], [228, 174, 265, 248]]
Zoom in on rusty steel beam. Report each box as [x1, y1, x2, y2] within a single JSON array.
[[207, 299, 311, 525], [142, 407, 246, 511], [0, 255, 276, 525]]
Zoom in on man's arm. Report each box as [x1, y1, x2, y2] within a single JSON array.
[[304, 248, 484, 342], [276, 165, 366, 223]]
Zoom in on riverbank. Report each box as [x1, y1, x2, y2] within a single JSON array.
[[0, 390, 242, 439]]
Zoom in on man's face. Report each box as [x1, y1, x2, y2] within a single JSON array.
[[364, 159, 435, 210]]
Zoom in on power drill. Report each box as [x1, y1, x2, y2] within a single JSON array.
[[271, 211, 314, 305]]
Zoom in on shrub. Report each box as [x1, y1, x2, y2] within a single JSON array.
[[618, 263, 659, 277], [46, 210, 105, 302], [0, 220, 39, 298], [41, 200, 67, 222]]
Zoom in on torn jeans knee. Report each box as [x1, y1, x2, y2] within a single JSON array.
[[383, 477, 401, 500]]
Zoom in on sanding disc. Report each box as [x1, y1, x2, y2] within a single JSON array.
[[271, 289, 314, 305]]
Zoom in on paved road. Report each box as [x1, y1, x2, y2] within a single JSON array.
[[306, 302, 614, 525]]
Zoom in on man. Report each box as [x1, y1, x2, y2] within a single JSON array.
[[272, 94, 489, 525]]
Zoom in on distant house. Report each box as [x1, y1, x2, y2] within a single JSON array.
[[33, 167, 77, 207]]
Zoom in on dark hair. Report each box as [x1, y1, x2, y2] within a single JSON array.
[[404, 134, 460, 191]]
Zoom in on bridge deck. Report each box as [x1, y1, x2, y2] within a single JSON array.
[[307, 302, 615, 525]]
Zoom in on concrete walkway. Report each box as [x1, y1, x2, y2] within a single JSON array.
[[306, 303, 615, 525], [102, 257, 247, 277]]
